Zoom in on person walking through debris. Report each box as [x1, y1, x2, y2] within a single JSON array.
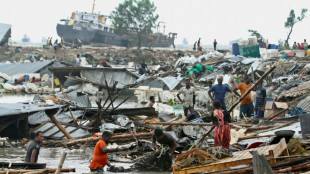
[[208, 76, 231, 110], [304, 39, 309, 50], [213, 39, 217, 50], [293, 42, 298, 49], [148, 36, 154, 49], [233, 75, 255, 119], [25, 132, 35, 151], [297, 43, 302, 50], [193, 41, 197, 51], [146, 96, 155, 107], [89, 131, 116, 172], [177, 79, 196, 116], [49, 37, 53, 46], [75, 54, 80, 65], [255, 81, 267, 119], [212, 100, 231, 149], [139, 61, 148, 75], [25, 131, 44, 163], [197, 38, 201, 47]]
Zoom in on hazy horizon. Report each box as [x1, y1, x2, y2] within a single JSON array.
[[1, 0, 309, 46]]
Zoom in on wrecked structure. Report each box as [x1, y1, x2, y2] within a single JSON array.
[[1, 39, 310, 173], [0, 23, 11, 46]]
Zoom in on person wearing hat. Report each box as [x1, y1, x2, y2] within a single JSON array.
[[208, 76, 231, 110]]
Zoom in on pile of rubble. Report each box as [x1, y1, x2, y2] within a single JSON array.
[[1, 42, 310, 173]]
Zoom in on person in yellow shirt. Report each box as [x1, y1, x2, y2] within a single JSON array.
[[233, 75, 255, 119]]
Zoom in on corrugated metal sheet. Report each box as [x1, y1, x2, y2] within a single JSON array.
[[81, 69, 137, 89], [0, 23, 11, 43], [28, 110, 84, 125], [0, 103, 65, 117], [158, 76, 183, 90], [52, 67, 138, 89], [0, 60, 54, 76], [33, 121, 90, 139], [66, 91, 91, 108], [297, 96, 310, 112]]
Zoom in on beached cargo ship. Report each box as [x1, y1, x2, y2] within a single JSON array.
[[56, 11, 177, 48]]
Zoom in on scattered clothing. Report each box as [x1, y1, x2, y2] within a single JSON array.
[[186, 111, 200, 121]]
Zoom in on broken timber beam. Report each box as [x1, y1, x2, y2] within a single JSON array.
[[65, 132, 153, 146], [45, 109, 73, 140], [0, 168, 75, 174], [228, 66, 276, 112]]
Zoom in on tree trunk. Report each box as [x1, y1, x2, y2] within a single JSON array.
[[137, 31, 141, 49], [285, 24, 294, 46]]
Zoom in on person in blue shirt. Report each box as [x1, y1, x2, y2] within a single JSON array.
[[208, 76, 231, 110], [255, 81, 267, 119]]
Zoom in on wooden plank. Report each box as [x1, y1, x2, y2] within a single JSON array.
[[173, 138, 287, 174], [272, 138, 287, 157]]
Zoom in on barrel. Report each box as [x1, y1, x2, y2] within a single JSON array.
[[232, 43, 240, 55]]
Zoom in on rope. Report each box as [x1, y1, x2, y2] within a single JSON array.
[[157, 144, 170, 159], [206, 146, 232, 159]]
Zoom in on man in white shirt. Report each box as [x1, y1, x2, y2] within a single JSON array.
[[75, 54, 80, 65], [177, 79, 195, 116]]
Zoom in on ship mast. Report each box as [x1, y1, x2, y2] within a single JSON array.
[[92, 0, 95, 14]]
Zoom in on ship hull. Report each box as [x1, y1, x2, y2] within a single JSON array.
[[57, 24, 173, 48]]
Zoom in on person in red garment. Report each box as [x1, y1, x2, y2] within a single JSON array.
[[212, 100, 231, 149], [89, 131, 116, 172]]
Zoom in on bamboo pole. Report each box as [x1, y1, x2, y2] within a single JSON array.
[[55, 152, 67, 174], [228, 66, 276, 112], [238, 134, 276, 141], [65, 132, 153, 146], [197, 126, 215, 147], [45, 110, 73, 140]]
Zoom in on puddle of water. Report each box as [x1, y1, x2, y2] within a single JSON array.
[[0, 147, 171, 174]]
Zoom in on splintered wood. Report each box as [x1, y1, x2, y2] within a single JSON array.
[[173, 138, 288, 174]]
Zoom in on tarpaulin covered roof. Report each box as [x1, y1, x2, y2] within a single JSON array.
[[0, 60, 54, 76]]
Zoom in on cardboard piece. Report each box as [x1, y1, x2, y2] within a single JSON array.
[[265, 102, 288, 120]]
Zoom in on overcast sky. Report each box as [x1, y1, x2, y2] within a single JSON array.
[[0, 0, 309, 45]]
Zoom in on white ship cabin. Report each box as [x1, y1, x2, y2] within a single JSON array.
[[63, 11, 114, 32]]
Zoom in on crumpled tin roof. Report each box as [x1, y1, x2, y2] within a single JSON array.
[[0, 23, 11, 43], [297, 96, 310, 112], [33, 121, 90, 139], [0, 102, 65, 117], [0, 60, 54, 76]]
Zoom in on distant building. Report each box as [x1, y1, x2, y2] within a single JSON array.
[[0, 23, 12, 46]]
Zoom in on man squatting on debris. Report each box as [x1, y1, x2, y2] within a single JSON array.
[[145, 96, 155, 107], [89, 131, 117, 172], [177, 79, 196, 116], [25, 131, 44, 163]]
